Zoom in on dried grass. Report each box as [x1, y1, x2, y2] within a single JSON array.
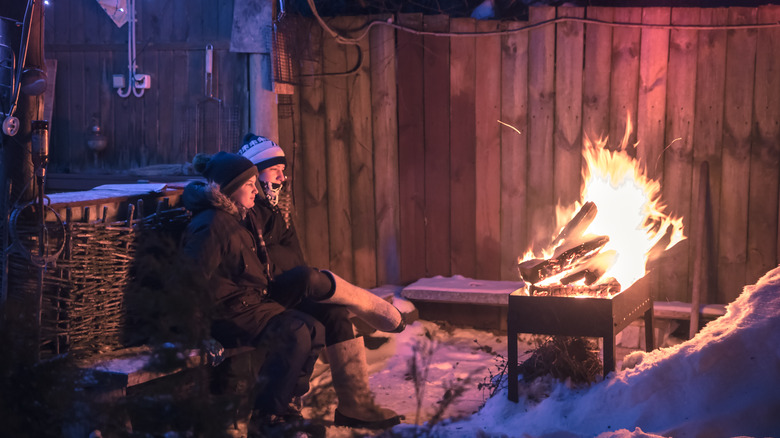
[[518, 336, 602, 385]]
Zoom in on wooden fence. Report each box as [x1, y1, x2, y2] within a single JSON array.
[[44, 0, 247, 170], [42, 3, 780, 304], [285, 6, 780, 305]]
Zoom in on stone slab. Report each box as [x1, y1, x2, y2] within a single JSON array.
[[402, 276, 526, 306]]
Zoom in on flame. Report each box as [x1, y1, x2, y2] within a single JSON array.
[[522, 117, 686, 293]]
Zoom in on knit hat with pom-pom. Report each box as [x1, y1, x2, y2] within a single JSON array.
[[192, 151, 258, 196], [236, 133, 286, 172]]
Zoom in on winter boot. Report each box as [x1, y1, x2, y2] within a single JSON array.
[[327, 337, 402, 429], [248, 409, 325, 438], [321, 270, 406, 333]]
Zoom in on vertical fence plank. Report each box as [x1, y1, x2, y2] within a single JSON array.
[[527, 6, 556, 253], [112, 47, 133, 169], [423, 15, 452, 278], [98, 53, 114, 164], [158, 50, 175, 163], [171, 0, 190, 43], [500, 20, 529, 280], [631, 7, 665, 303], [141, 50, 160, 165], [217, 49, 245, 152], [397, 13, 426, 284], [554, 7, 585, 213], [299, 26, 330, 270], [171, 50, 189, 164], [662, 8, 698, 303], [346, 16, 378, 288], [747, 5, 780, 285], [693, 8, 728, 304], [609, 7, 641, 153], [475, 20, 502, 280], [144, 0, 164, 43], [70, 51, 87, 170], [84, 0, 107, 44], [187, 48, 205, 158], [281, 89, 305, 258], [202, 0, 220, 41], [719, 7, 757, 302], [84, 49, 101, 165], [49, 0, 71, 169], [371, 21, 401, 285], [71, 0, 86, 45], [637, 7, 670, 179], [217, 0, 234, 38], [54, 51, 73, 167], [583, 8, 613, 143], [449, 18, 477, 277], [291, 90, 306, 255], [323, 17, 355, 283]]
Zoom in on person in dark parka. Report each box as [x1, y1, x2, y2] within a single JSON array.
[[238, 134, 405, 430], [179, 151, 325, 435]]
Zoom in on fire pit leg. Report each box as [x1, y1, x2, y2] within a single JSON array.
[[644, 307, 654, 351], [603, 334, 616, 377], [507, 316, 519, 402]]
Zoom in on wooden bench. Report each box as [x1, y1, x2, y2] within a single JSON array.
[[80, 344, 255, 394], [653, 301, 727, 320], [401, 276, 729, 330], [71, 343, 258, 436], [79, 284, 407, 402]]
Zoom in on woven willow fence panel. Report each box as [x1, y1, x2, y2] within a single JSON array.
[[5, 207, 191, 361]]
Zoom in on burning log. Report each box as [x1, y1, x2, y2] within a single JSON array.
[[647, 223, 674, 264], [560, 249, 618, 285], [518, 235, 610, 284], [550, 201, 598, 248], [529, 277, 621, 298], [560, 269, 602, 285]]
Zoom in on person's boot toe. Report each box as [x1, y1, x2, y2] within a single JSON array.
[[334, 407, 402, 430]]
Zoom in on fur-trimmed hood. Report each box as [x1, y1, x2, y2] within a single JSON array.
[[182, 180, 246, 218]]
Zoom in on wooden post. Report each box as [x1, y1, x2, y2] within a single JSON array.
[[371, 18, 401, 286], [690, 161, 709, 339], [249, 54, 279, 143]]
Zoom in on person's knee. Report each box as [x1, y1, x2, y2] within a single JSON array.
[[274, 265, 333, 301], [284, 311, 326, 354], [321, 306, 354, 345], [300, 266, 334, 300]]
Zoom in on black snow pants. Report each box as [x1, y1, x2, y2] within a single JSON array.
[[270, 265, 355, 347], [251, 309, 325, 415]]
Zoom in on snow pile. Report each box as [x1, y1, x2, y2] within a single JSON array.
[[426, 264, 780, 438]]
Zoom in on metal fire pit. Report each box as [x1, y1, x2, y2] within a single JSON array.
[[507, 276, 654, 402]]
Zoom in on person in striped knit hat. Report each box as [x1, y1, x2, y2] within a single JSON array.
[[238, 133, 405, 430]]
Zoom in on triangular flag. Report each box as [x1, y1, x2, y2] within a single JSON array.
[[96, 0, 128, 28]]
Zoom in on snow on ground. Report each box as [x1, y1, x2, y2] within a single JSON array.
[[309, 264, 780, 438], [306, 318, 511, 436]]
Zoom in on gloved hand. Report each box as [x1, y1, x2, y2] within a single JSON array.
[[202, 338, 226, 367]]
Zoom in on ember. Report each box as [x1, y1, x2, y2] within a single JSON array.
[[528, 278, 620, 298]]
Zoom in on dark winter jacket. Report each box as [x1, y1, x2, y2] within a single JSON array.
[[245, 195, 305, 278], [180, 181, 285, 346]]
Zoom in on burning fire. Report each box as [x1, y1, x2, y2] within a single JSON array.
[[519, 120, 686, 296]]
